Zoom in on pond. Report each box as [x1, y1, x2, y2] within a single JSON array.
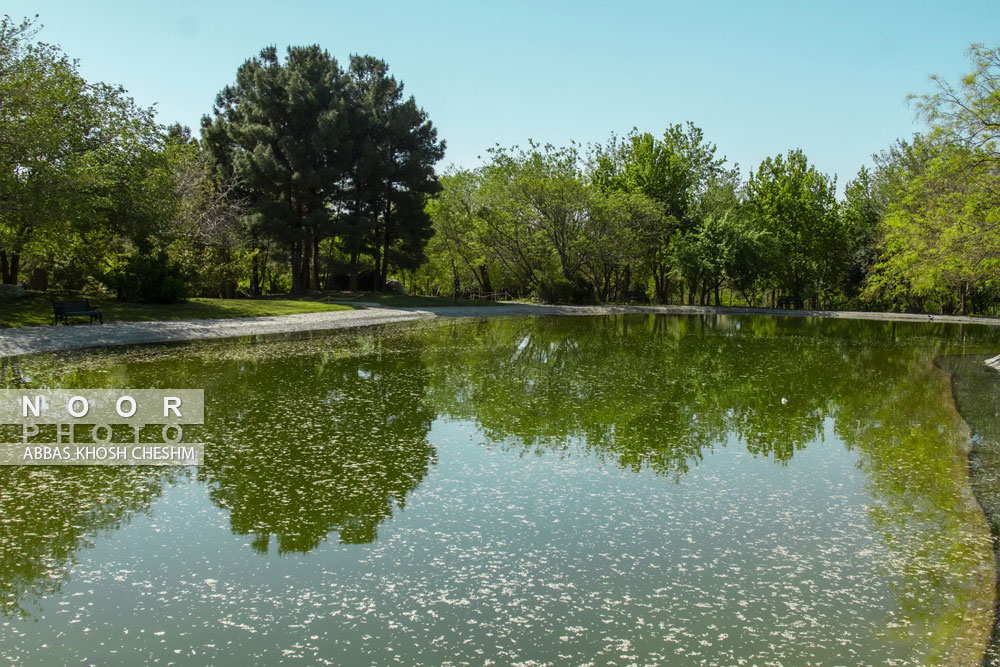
[[1, 314, 998, 666]]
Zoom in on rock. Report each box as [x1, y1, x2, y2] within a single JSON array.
[[986, 354, 1000, 372], [0, 284, 26, 300]]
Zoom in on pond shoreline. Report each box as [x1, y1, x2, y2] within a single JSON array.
[[4, 302, 1000, 358]]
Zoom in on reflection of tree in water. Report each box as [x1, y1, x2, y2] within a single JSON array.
[[191, 330, 436, 553], [423, 314, 946, 474], [0, 467, 166, 619], [423, 314, 996, 659], [0, 356, 170, 619], [834, 356, 994, 663], [31, 329, 437, 553], [4, 317, 996, 655], [65, 327, 435, 553], [931, 354, 1000, 664], [0, 327, 436, 622]]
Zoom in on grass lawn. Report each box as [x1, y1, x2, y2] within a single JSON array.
[[0, 291, 357, 328]]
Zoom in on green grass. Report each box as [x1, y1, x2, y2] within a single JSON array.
[[0, 291, 356, 328]]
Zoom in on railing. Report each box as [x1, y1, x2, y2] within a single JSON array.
[[455, 289, 517, 302]]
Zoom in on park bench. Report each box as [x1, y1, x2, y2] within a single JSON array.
[[625, 289, 650, 305], [52, 300, 103, 325], [776, 295, 804, 310]]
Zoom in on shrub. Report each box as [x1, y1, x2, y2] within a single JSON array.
[[104, 251, 189, 303], [537, 277, 574, 304], [570, 278, 597, 305], [536, 276, 596, 304]]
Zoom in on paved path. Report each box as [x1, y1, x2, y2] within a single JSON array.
[[4, 302, 1000, 358], [0, 307, 432, 357]]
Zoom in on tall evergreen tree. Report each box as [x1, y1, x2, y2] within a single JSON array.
[[202, 48, 443, 293], [342, 56, 444, 291], [201, 45, 349, 292]]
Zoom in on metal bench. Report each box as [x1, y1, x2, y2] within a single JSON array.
[[52, 300, 103, 325]]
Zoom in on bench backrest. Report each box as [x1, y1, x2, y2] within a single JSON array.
[[53, 300, 92, 312]]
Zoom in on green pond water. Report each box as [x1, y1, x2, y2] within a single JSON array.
[[1, 314, 998, 666]]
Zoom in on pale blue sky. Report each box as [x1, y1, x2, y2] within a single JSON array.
[[9, 1, 1000, 189]]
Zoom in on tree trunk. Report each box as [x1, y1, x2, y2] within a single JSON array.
[[297, 243, 310, 292], [378, 211, 391, 291], [349, 251, 359, 293], [290, 241, 303, 292], [312, 236, 321, 290], [0, 251, 19, 285], [250, 243, 261, 297], [961, 281, 968, 315], [479, 265, 492, 292], [653, 265, 669, 304]]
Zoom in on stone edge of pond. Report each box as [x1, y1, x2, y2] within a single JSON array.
[[935, 356, 1000, 667], [5, 302, 1000, 359]]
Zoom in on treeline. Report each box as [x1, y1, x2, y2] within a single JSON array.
[[0, 15, 442, 301], [4, 11, 1000, 315], [421, 132, 854, 309], [419, 47, 1000, 315]]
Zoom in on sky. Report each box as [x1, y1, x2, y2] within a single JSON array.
[[9, 1, 1000, 192]]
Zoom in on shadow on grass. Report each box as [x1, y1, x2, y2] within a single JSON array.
[[0, 291, 358, 329]]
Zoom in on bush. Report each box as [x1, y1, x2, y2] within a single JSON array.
[[536, 276, 596, 304], [570, 278, 597, 305], [104, 251, 189, 303], [537, 277, 574, 304]]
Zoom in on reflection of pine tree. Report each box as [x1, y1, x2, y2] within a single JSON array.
[[196, 330, 436, 553]]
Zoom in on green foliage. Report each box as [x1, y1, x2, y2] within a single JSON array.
[[6, 15, 999, 316], [536, 276, 575, 304], [202, 47, 443, 293], [745, 149, 842, 304], [0, 14, 160, 286], [535, 275, 595, 304], [591, 124, 730, 302], [104, 251, 189, 304], [863, 46, 1000, 315], [839, 166, 885, 301], [591, 124, 726, 220]]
